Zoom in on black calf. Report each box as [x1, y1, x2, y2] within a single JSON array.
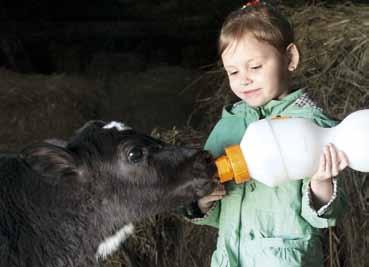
[[0, 121, 216, 267]]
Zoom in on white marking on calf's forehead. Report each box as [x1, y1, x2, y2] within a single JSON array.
[[103, 121, 132, 131], [96, 223, 135, 260]]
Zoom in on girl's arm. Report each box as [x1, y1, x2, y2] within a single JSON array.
[[310, 143, 348, 210]]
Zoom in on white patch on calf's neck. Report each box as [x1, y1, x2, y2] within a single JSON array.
[[103, 121, 132, 131], [96, 223, 134, 260]]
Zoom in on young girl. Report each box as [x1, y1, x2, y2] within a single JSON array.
[[189, 1, 349, 266]]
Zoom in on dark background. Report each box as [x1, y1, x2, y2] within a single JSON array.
[[0, 0, 367, 132], [0, 1, 232, 131], [1, 0, 367, 74]]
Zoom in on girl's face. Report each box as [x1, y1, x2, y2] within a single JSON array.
[[221, 34, 293, 107]]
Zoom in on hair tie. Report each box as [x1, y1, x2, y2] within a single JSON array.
[[242, 0, 261, 9]]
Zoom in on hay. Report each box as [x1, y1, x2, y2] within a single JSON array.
[[289, 3, 369, 119], [106, 66, 201, 132], [105, 215, 216, 267], [0, 69, 105, 151], [289, 4, 369, 267], [109, 3, 369, 267]]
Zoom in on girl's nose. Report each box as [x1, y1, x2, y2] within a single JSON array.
[[240, 76, 253, 86]]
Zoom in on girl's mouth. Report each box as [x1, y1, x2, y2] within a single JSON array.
[[242, 88, 261, 97]]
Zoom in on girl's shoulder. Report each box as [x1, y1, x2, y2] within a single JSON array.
[[292, 92, 323, 112], [286, 91, 337, 127]]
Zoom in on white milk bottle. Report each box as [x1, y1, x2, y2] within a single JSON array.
[[215, 109, 369, 187]]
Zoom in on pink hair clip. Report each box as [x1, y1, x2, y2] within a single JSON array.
[[242, 0, 261, 9]]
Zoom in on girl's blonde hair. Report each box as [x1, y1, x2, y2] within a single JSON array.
[[218, 3, 294, 56]]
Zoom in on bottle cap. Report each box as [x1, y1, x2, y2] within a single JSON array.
[[215, 155, 234, 183], [215, 145, 250, 184]]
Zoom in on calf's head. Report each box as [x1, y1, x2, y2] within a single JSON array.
[[22, 120, 217, 223]]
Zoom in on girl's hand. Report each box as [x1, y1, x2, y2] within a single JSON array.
[[311, 143, 349, 182], [198, 184, 226, 214]]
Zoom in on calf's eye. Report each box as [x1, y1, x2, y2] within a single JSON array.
[[127, 147, 144, 163]]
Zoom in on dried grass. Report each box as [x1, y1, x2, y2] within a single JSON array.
[[288, 5, 369, 266], [0, 69, 105, 151]]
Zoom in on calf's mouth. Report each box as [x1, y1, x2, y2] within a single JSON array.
[[191, 150, 218, 198]]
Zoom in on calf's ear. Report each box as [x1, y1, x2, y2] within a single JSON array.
[[20, 144, 79, 183], [43, 138, 68, 148]]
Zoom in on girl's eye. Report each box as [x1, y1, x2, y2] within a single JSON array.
[[228, 71, 238, 76], [127, 147, 144, 163], [251, 65, 262, 70]]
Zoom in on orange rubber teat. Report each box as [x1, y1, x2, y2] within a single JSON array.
[[215, 145, 251, 184]]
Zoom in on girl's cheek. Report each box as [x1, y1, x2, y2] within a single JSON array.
[[229, 79, 239, 92], [252, 71, 264, 83], [233, 86, 244, 97]]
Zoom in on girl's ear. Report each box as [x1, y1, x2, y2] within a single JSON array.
[[286, 43, 300, 72]]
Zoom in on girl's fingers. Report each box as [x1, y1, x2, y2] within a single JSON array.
[[198, 185, 226, 212], [329, 144, 339, 177], [338, 150, 349, 171], [204, 189, 226, 199], [324, 146, 331, 176], [319, 153, 326, 172], [313, 154, 326, 181], [212, 188, 226, 196], [199, 195, 224, 208], [206, 195, 225, 202], [314, 144, 347, 181]]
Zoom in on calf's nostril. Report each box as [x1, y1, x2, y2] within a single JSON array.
[[195, 150, 214, 163], [205, 154, 214, 165]]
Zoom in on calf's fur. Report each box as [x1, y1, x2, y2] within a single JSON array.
[[0, 121, 216, 267]]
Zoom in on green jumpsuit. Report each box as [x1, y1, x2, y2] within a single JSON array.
[[192, 89, 346, 267]]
